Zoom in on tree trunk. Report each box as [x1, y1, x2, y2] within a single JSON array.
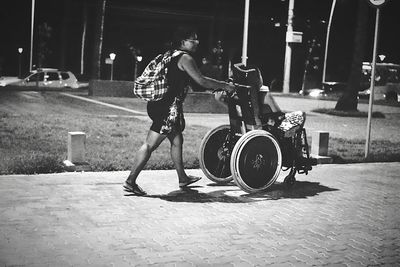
[[335, 0, 369, 111], [90, 0, 107, 81]]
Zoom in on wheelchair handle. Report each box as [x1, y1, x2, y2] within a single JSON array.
[[212, 83, 250, 94], [233, 63, 257, 74], [233, 83, 251, 90]]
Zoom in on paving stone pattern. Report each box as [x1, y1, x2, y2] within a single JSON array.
[[0, 162, 399, 266]]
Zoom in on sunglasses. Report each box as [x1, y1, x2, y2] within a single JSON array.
[[185, 39, 199, 43]]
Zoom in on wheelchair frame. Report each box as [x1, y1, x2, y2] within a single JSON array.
[[199, 64, 317, 193]]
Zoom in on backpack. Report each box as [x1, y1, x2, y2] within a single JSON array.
[[133, 50, 186, 101]]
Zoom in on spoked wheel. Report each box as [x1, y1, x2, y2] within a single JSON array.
[[199, 125, 233, 184], [231, 130, 282, 193]]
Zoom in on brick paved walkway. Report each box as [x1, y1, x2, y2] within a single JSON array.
[[1, 162, 399, 266]]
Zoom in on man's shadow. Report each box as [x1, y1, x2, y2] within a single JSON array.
[[127, 181, 338, 203]]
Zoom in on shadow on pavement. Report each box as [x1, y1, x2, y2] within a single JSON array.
[[249, 181, 339, 200], [126, 181, 338, 203]]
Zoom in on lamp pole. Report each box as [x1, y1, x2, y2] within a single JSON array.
[[365, 7, 380, 158], [241, 0, 250, 65], [30, 0, 35, 72], [129, 45, 142, 81], [134, 55, 142, 81], [109, 53, 116, 81], [322, 0, 337, 86], [364, 0, 389, 158], [18, 48, 23, 78], [283, 0, 295, 93]]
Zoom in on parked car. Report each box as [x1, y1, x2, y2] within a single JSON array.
[[0, 76, 22, 87], [300, 62, 400, 102], [9, 68, 88, 89], [299, 82, 346, 98], [358, 62, 400, 102]]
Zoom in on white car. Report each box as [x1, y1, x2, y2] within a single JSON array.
[[358, 62, 400, 102], [10, 68, 88, 89], [0, 76, 22, 87]]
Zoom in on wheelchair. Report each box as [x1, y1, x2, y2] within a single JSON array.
[[199, 63, 317, 193]]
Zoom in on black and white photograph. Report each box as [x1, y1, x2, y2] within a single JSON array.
[[1, 0, 399, 266]]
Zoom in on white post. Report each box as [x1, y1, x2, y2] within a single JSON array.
[[283, 0, 295, 93], [67, 132, 86, 164], [311, 131, 332, 164], [365, 8, 380, 158], [312, 131, 329, 157], [241, 0, 250, 65]]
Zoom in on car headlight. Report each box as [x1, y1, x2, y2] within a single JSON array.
[[309, 91, 322, 97]]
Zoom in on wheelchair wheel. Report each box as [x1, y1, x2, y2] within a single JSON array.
[[231, 130, 282, 193], [199, 125, 233, 184]]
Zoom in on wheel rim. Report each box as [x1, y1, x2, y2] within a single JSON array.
[[232, 131, 282, 192], [199, 125, 233, 183]]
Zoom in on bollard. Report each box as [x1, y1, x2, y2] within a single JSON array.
[[67, 131, 86, 163], [311, 131, 333, 164], [311, 131, 329, 156]]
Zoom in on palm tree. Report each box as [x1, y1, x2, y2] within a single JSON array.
[[335, 0, 369, 111]]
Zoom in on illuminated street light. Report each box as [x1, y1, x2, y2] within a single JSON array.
[[18, 48, 23, 78], [128, 45, 142, 81], [109, 52, 116, 81], [133, 53, 142, 81]]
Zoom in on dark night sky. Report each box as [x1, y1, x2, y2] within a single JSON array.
[[1, 0, 399, 88]]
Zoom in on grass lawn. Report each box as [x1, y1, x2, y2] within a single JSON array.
[[0, 91, 208, 174], [0, 90, 399, 174]]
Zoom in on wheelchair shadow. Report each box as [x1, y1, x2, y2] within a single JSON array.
[[248, 181, 339, 200], [142, 181, 338, 203]]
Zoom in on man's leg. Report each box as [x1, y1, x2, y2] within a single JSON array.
[[126, 130, 167, 184]]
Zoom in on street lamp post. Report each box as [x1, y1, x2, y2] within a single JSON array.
[[134, 54, 142, 81], [18, 48, 23, 78], [129, 45, 142, 81], [364, 0, 389, 159], [241, 0, 250, 66], [283, 0, 295, 93], [109, 53, 116, 81], [30, 0, 35, 72], [322, 0, 337, 86]]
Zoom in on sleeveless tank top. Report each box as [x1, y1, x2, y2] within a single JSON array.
[[147, 52, 190, 110]]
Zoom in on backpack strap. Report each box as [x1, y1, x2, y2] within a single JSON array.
[[172, 50, 186, 57]]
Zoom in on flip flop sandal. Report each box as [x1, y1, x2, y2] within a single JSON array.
[[179, 176, 202, 188], [123, 181, 147, 196]]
